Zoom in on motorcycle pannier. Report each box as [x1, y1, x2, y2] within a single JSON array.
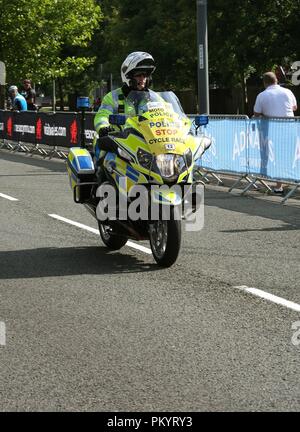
[[67, 147, 96, 203]]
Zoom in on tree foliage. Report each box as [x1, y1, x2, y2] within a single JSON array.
[[0, 0, 102, 83], [1, 0, 299, 111], [208, 0, 300, 88], [93, 0, 198, 91]]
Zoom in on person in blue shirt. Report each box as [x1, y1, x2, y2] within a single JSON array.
[[8, 85, 27, 111]]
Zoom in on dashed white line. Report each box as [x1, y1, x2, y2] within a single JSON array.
[[49, 214, 99, 234], [235, 285, 300, 313], [0, 321, 6, 346], [126, 241, 152, 255], [0, 192, 18, 201], [48, 213, 152, 255], [48, 214, 300, 313]]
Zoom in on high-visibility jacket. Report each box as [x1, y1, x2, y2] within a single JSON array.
[[94, 87, 124, 133], [94, 87, 159, 134], [93, 87, 161, 158]]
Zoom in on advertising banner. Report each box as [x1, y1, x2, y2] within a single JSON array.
[[1, 110, 299, 182], [84, 112, 98, 145], [13, 111, 37, 144], [49, 112, 79, 148], [3, 111, 18, 142], [248, 118, 300, 181], [191, 116, 249, 175], [0, 110, 4, 139]]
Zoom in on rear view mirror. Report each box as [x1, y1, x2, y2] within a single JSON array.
[[109, 114, 126, 126], [194, 115, 209, 127]]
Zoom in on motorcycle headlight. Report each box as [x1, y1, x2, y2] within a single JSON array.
[[137, 148, 153, 170], [155, 154, 186, 180]]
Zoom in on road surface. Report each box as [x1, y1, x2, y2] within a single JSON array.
[[0, 149, 300, 412]]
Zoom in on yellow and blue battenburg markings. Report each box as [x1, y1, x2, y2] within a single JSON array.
[[71, 155, 94, 172], [105, 151, 159, 190], [68, 148, 95, 174], [67, 148, 95, 191], [126, 165, 140, 182], [104, 153, 127, 194]]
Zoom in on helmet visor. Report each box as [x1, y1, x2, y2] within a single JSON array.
[[129, 66, 155, 79]]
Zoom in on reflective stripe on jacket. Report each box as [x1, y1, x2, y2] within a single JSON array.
[[94, 88, 160, 133], [94, 88, 123, 133]]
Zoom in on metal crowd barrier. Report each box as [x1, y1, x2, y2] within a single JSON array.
[[1, 111, 300, 204], [189, 114, 300, 204], [0, 110, 96, 160]]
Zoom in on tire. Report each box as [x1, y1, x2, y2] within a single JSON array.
[[98, 222, 128, 250], [149, 207, 181, 267]]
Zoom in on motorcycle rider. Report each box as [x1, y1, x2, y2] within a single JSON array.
[[93, 51, 157, 161]]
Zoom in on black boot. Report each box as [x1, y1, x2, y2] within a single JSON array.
[[95, 156, 105, 184]]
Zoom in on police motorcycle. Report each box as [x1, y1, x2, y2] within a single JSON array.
[[67, 91, 211, 267]]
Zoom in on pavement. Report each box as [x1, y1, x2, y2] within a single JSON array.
[[0, 149, 300, 412]]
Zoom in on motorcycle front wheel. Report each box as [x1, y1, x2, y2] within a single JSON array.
[[149, 207, 181, 267], [98, 222, 128, 250]]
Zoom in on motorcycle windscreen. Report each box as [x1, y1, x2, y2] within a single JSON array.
[[138, 110, 191, 156], [124, 91, 191, 156]]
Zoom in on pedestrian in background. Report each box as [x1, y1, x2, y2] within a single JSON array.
[[253, 71, 297, 193], [21, 79, 37, 111], [93, 97, 101, 111], [8, 85, 27, 111]]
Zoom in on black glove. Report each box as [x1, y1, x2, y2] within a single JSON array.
[[99, 126, 114, 137]]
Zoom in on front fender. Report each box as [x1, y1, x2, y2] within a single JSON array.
[[150, 187, 183, 206]]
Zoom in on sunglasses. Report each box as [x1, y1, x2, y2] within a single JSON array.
[[133, 72, 147, 78]]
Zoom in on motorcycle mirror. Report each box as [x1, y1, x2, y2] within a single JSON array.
[[203, 136, 212, 150], [109, 114, 126, 126], [195, 115, 209, 126]]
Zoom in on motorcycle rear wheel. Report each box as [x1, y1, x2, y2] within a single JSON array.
[[149, 207, 181, 267], [98, 222, 128, 250]]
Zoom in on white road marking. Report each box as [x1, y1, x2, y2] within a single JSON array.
[[48, 214, 152, 255], [0, 192, 18, 201], [126, 241, 152, 255], [48, 215, 300, 313], [49, 214, 99, 234], [0, 321, 6, 346], [235, 285, 300, 313]]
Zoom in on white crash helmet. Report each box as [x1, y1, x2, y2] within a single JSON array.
[[121, 51, 156, 87]]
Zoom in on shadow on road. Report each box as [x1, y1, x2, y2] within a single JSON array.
[[0, 150, 67, 174], [0, 246, 158, 279]]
